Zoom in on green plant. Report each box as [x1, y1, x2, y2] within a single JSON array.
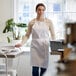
[[3, 18, 15, 33], [3, 18, 27, 33], [16, 23, 27, 27], [3, 18, 27, 40], [7, 36, 11, 43]]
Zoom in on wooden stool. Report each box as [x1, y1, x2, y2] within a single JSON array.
[[50, 48, 71, 62], [63, 48, 71, 60]]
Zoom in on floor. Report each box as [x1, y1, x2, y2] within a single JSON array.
[[11, 44, 76, 76], [18, 51, 76, 76], [45, 45, 76, 76]]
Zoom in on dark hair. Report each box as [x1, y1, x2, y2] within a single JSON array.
[[36, 3, 46, 11]]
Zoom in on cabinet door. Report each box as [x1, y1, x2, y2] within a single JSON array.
[[71, 24, 76, 43], [65, 23, 76, 44]]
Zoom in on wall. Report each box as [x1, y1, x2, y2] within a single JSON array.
[[0, 0, 14, 42], [64, 0, 76, 22]]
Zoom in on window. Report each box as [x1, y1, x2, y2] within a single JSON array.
[[14, 0, 68, 44]]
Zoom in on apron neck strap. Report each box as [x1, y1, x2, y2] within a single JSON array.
[[35, 18, 46, 22]]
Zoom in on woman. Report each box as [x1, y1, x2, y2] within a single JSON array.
[[15, 3, 55, 76]]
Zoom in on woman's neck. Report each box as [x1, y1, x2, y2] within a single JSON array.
[[36, 16, 45, 21]]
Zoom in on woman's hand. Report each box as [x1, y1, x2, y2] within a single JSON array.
[[15, 43, 22, 48]]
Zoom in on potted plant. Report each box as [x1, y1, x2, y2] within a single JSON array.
[[3, 18, 27, 43]]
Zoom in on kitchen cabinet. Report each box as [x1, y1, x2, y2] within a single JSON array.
[[65, 23, 76, 44]]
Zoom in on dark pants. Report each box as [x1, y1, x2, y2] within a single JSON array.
[[32, 66, 47, 76]]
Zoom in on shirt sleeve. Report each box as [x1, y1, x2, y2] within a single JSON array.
[[21, 20, 34, 45], [48, 20, 55, 40]]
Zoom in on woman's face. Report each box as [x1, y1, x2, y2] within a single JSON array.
[[36, 6, 45, 16]]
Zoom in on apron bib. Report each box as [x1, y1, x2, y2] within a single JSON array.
[[30, 20, 49, 68]]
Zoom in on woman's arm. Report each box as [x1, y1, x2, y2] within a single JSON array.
[[15, 21, 33, 47], [21, 22, 32, 45], [49, 20, 55, 40]]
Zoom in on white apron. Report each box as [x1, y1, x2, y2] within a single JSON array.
[[30, 20, 49, 68]]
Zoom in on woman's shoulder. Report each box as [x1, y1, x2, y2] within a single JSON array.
[[45, 18, 52, 23], [45, 18, 53, 26], [29, 18, 36, 26]]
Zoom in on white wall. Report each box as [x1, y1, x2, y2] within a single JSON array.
[[0, 0, 14, 42], [64, 0, 76, 22]]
